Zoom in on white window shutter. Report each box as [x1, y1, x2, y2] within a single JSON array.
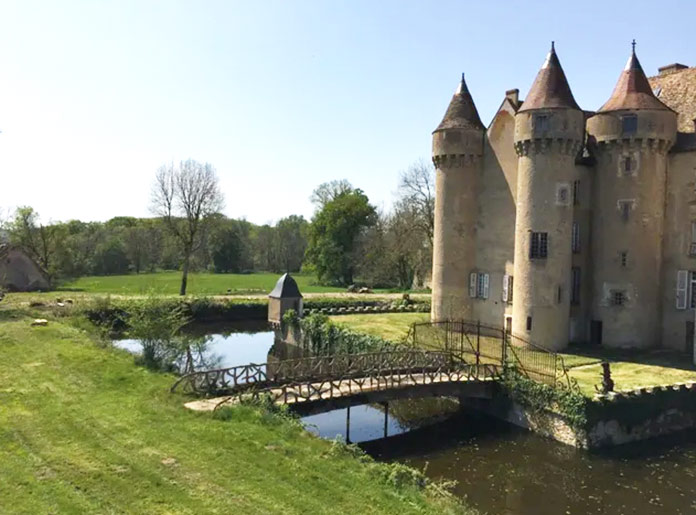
[[502, 274, 509, 302], [482, 274, 490, 299], [676, 270, 688, 310], [691, 222, 696, 243], [469, 272, 477, 298]]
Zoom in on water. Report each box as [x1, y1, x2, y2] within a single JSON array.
[[116, 323, 696, 514], [114, 320, 276, 369], [361, 410, 696, 515]]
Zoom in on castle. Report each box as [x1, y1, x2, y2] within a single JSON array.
[[431, 43, 696, 351]]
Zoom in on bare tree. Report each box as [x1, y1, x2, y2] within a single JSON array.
[[398, 159, 435, 247], [310, 179, 353, 209], [151, 159, 224, 295]]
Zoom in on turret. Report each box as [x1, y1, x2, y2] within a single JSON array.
[[587, 43, 677, 348], [511, 43, 585, 349], [431, 74, 485, 321]]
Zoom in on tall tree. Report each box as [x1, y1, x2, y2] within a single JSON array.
[[398, 159, 436, 247], [151, 159, 224, 295], [306, 183, 376, 285], [276, 215, 308, 273]]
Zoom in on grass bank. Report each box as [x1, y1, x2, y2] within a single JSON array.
[[0, 308, 465, 513]]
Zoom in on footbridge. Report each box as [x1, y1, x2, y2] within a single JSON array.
[[171, 319, 572, 414], [172, 350, 502, 413]]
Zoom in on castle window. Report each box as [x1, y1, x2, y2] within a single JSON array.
[[469, 272, 489, 299], [502, 274, 513, 304], [534, 114, 549, 133], [620, 251, 628, 268], [557, 286, 563, 304], [618, 200, 634, 222], [571, 222, 580, 253], [573, 180, 580, 205], [529, 232, 548, 259], [691, 272, 696, 309], [610, 290, 626, 306], [526, 316, 533, 331], [621, 115, 638, 135], [571, 267, 581, 306], [624, 157, 632, 174], [689, 222, 696, 256], [677, 270, 688, 309], [556, 184, 570, 206]]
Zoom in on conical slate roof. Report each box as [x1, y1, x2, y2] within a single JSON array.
[[269, 273, 302, 299], [434, 73, 485, 132], [518, 43, 580, 112], [599, 46, 672, 112]]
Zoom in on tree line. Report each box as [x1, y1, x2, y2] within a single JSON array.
[[2, 159, 434, 294]]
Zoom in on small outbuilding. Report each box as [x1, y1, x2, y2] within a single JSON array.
[[0, 244, 50, 292], [268, 273, 303, 326]]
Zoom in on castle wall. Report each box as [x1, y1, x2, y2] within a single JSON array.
[[570, 162, 593, 343], [472, 101, 518, 326], [661, 149, 696, 351]]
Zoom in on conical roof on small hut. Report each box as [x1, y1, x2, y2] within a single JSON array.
[[269, 273, 303, 299]]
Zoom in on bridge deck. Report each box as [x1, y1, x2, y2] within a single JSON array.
[[184, 371, 498, 412]]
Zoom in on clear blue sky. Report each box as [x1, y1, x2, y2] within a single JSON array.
[[1, 1, 694, 225]]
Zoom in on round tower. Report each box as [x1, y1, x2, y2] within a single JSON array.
[[431, 74, 485, 321], [586, 44, 677, 348], [511, 43, 585, 349]]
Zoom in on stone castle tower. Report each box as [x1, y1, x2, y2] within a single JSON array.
[[432, 43, 693, 352]]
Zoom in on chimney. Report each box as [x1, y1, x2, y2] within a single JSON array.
[[505, 88, 519, 108], [658, 63, 688, 76]]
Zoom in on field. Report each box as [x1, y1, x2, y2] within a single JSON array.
[[0, 304, 462, 513], [59, 272, 345, 296], [333, 313, 696, 395]]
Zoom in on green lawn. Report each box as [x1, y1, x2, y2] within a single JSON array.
[[330, 313, 430, 342], [333, 313, 696, 396], [59, 272, 344, 295], [0, 311, 462, 513]]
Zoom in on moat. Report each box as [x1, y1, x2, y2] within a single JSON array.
[[117, 323, 696, 514]]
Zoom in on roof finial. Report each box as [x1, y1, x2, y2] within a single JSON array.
[[551, 41, 555, 52], [461, 72, 465, 82], [632, 39, 636, 54]]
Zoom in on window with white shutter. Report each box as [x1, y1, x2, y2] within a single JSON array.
[[469, 272, 477, 298], [482, 274, 490, 299], [690, 222, 696, 256], [502, 274, 509, 302], [677, 270, 688, 310]]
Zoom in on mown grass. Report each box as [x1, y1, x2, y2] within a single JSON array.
[[329, 313, 429, 342], [333, 313, 696, 396], [58, 271, 344, 295], [0, 311, 463, 513]]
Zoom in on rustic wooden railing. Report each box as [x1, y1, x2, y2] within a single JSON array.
[[171, 349, 499, 398], [211, 362, 502, 410]]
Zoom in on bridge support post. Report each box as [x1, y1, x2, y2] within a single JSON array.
[[346, 405, 351, 444], [383, 402, 389, 439]]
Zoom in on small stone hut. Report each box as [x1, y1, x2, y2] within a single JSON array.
[[0, 244, 50, 292], [268, 273, 303, 326]]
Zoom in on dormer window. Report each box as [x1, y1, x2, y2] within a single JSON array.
[[534, 114, 550, 133], [621, 115, 638, 135]]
